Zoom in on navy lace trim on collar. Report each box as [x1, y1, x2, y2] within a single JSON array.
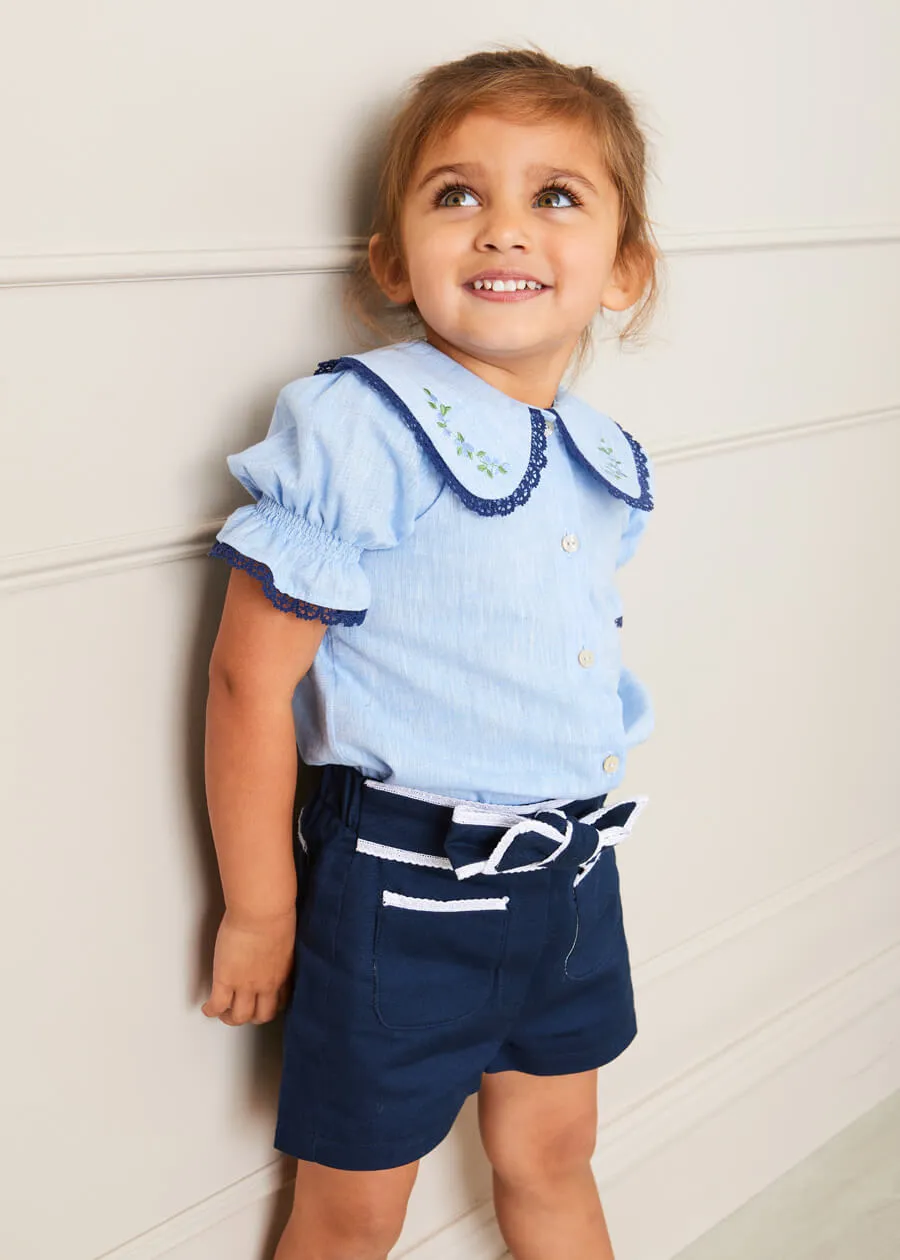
[[315, 356, 549, 518], [549, 408, 654, 512]]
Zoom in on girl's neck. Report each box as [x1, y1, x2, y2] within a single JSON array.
[[424, 329, 572, 409]]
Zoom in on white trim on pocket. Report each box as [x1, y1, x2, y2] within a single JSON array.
[[357, 837, 454, 869], [382, 890, 509, 913]]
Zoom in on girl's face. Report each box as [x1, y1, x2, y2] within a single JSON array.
[[370, 109, 643, 394]]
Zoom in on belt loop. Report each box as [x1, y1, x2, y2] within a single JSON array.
[[320, 764, 365, 832]]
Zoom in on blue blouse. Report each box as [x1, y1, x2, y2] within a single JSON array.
[[210, 338, 655, 805]]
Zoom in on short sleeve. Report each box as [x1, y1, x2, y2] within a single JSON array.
[[615, 451, 655, 569], [209, 367, 441, 624]]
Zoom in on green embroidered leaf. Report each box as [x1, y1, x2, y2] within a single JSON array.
[[486, 468, 494, 478], [440, 403, 450, 416]]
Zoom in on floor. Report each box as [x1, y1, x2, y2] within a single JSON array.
[[670, 1090, 900, 1260]]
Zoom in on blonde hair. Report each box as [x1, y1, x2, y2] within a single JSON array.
[[344, 45, 663, 377]]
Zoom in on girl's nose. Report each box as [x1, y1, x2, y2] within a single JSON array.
[[474, 202, 531, 253]]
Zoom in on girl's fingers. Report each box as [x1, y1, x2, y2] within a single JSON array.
[[227, 988, 258, 1026], [253, 992, 280, 1025], [202, 981, 235, 1019], [203, 980, 290, 1026]]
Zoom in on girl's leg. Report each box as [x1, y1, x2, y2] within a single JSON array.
[[478, 1068, 614, 1260], [273, 1157, 420, 1260]]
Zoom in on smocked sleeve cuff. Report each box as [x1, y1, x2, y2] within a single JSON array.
[[210, 493, 370, 625]]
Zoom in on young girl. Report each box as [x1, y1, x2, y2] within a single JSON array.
[[202, 46, 660, 1260]]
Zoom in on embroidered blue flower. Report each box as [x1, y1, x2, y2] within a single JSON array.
[[424, 386, 451, 418], [476, 451, 510, 478], [423, 385, 509, 477]]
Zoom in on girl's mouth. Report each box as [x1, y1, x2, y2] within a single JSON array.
[[464, 279, 550, 302]]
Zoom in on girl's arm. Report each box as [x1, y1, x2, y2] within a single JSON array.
[[202, 567, 327, 1026]]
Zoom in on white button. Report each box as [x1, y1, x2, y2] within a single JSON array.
[[544, 417, 555, 435], [578, 649, 595, 669], [562, 533, 579, 553], [602, 754, 620, 774]]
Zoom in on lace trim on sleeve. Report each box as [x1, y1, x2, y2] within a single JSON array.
[[208, 541, 367, 626]]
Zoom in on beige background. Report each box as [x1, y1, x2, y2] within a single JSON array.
[[1, 3, 899, 1259]]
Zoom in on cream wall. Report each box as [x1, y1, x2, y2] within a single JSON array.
[[2, 4, 899, 1259]]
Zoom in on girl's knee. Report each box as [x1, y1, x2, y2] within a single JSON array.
[[487, 1114, 598, 1191]]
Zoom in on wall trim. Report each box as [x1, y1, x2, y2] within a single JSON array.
[[2, 222, 899, 289], [0, 242, 361, 289], [651, 402, 899, 467], [0, 520, 222, 594], [629, 833, 897, 992], [90, 835, 899, 1260], [94, 1161, 292, 1260], [597, 942, 900, 1186], [1, 403, 896, 594]]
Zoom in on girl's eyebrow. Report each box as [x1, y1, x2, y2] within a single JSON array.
[[414, 162, 482, 192], [414, 161, 599, 195]]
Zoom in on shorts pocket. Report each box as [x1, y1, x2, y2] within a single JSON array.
[[564, 846, 623, 980], [373, 888, 509, 1029]]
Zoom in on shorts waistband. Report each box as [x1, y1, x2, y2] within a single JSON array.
[[312, 765, 648, 884]]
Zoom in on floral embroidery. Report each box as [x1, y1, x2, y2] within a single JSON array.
[[597, 440, 626, 482], [423, 386, 451, 418], [475, 451, 509, 478], [424, 387, 510, 478]]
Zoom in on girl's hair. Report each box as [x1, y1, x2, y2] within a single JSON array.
[[345, 46, 663, 376]]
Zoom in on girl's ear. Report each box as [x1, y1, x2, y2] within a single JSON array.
[[599, 249, 651, 313], [368, 234, 414, 304]]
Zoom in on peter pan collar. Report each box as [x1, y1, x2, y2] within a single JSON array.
[[313, 339, 653, 517]]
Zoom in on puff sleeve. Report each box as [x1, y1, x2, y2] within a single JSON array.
[[209, 368, 440, 624]]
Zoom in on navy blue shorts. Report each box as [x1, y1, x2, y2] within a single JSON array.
[[274, 765, 642, 1171]]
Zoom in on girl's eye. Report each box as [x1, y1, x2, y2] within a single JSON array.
[[435, 185, 479, 208], [432, 181, 582, 210], [535, 185, 579, 209]]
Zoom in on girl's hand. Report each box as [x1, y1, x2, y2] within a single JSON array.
[[201, 907, 296, 1026]]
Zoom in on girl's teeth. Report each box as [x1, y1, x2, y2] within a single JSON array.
[[472, 278, 544, 291]]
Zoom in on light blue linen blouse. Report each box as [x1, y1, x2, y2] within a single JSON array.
[[210, 338, 655, 805]]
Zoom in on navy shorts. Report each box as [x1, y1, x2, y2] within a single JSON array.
[[274, 765, 643, 1171]]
